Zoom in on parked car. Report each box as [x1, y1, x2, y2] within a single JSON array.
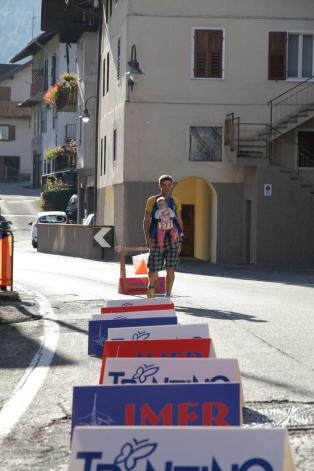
[[29, 211, 68, 248], [83, 213, 95, 225], [66, 194, 78, 223]]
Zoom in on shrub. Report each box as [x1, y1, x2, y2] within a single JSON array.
[[40, 188, 75, 211]]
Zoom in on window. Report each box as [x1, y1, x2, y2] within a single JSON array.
[[41, 106, 47, 133], [105, 0, 109, 22], [102, 57, 106, 96], [0, 125, 15, 141], [288, 34, 313, 79], [43, 59, 49, 91], [193, 29, 223, 78], [189, 127, 222, 161], [113, 129, 117, 161], [0, 125, 9, 140], [117, 38, 121, 81], [269, 32, 314, 80], [103, 136, 107, 174], [51, 54, 57, 85], [100, 137, 103, 176], [106, 52, 110, 93]]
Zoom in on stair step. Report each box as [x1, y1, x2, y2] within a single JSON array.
[[280, 169, 291, 173]]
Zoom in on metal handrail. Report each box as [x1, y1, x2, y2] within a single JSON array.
[[268, 75, 314, 107], [225, 114, 314, 173], [268, 75, 314, 128]]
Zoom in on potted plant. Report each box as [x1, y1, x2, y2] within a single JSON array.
[[43, 72, 78, 110]]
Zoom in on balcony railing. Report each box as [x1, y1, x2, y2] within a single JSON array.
[[54, 152, 76, 172], [56, 91, 77, 112]]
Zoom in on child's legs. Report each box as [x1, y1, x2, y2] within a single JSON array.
[[157, 228, 165, 249], [170, 227, 178, 245]]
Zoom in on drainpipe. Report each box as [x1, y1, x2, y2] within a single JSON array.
[[93, 3, 103, 222]]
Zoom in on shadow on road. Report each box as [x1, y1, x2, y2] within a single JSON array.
[[175, 305, 267, 323], [0, 300, 86, 369], [178, 261, 314, 288]]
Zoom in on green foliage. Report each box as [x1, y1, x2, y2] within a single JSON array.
[[44, 147, 63, 161], [40, 188, 75, 211]]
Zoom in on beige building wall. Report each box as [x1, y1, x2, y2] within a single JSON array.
[[97, 0, 314, 263]]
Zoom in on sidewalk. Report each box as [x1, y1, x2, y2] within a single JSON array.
[[0, 289, 41, 324]]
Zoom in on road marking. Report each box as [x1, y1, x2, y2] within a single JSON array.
[[0, 285, 59, 441]]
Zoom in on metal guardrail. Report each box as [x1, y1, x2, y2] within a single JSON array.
[[0, 167, 32, 183]]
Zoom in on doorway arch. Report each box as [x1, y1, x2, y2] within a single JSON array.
[[173, 177, 217, 262]]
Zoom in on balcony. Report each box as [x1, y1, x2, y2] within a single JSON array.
[[56, 90, 77, 112], [41, 0, 99, 42], [0, 101, 31, 119]]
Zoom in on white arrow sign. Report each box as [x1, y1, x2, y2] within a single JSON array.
[[94, 227, 112, 248]]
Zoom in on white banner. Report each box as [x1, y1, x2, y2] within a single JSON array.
[[92, 309, 176, 321], [102, 357, 242, 405], [69, 426, 295, 471], [108, 323, 209, 341]]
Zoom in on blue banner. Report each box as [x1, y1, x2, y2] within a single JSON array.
[[71, 383, 241, 435], [88, 317, 178, 357]]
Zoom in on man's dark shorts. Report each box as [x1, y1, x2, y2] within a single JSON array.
[[147, 232, 180, 272]]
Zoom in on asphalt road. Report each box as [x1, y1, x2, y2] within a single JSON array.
[[0, 185, 314, 470]]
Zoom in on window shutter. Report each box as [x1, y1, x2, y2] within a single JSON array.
[[9, 125, 15, 141], [194, 30, 209, 77], [208, 30, 223, 78], [194, 30, 223, 78], [269, 32, 287, 80]]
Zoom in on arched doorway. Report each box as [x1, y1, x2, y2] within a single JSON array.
[[173, 177, 217, 262]]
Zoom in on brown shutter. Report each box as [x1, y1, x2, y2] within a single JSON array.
[[194, 30, 209, 78], [268, 32, 287, 80], [9, 125, 15, 141], [0, 87, 11, 101], [194, 30, 223, 78], [209, 30, 223, 78]]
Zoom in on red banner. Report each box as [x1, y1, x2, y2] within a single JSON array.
[[101, 303, 174, 314]]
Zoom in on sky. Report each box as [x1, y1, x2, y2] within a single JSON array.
[[0, 0, 42, 64]]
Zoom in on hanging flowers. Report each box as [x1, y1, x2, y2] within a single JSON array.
[[43, 72, 78, 107]]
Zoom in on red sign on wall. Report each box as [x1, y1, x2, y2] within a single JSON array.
[[99, 338, 212, 384]]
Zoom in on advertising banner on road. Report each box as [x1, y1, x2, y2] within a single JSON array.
[[88, 317, 178, 358], [101, 301, 174, 314], [71, 383, 242, 435], [99, 338, 213, 383], [102, 298, 172, 308], [108, 323, 210, 341], [92, 309, 176, 321], [101, 357, 240, 385], [69, 426, 295, 471]]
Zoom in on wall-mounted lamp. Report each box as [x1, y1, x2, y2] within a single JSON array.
[[126, 45, 143, 91], [79, 95, 97, 124]]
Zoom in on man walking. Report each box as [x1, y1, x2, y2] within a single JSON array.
[[143, 175, 184, 298]]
